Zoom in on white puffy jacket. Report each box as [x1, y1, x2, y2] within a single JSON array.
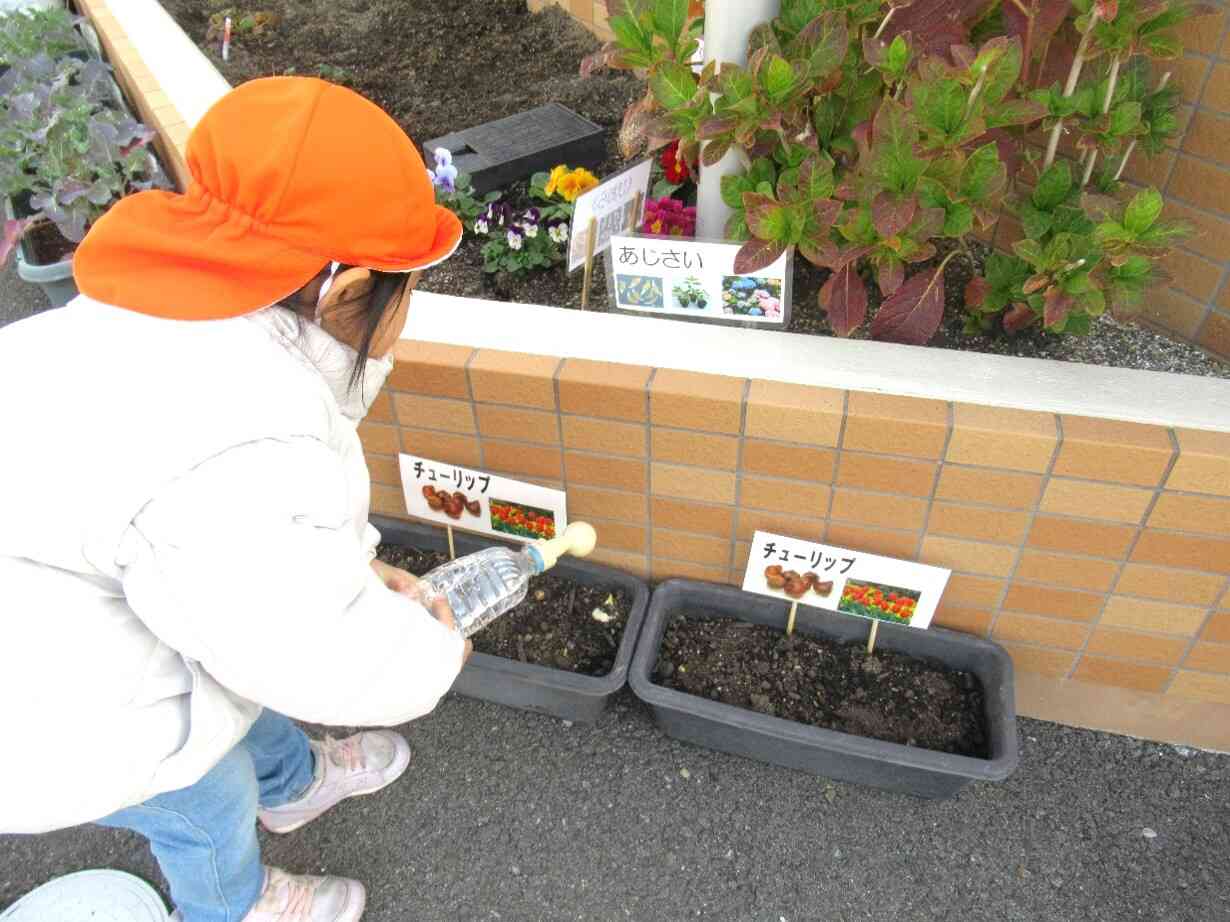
[[0, 296, 464, 834]]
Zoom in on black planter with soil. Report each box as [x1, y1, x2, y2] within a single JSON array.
[[629, 579, 1019, 798], [370, 515, 649, 723]]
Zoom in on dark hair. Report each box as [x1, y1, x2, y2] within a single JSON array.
[[280, 266, 407, 394], [344, 269, 406, 392]]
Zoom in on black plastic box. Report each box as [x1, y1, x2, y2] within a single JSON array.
[[423, 103, 606, 195], [629, 579, 1020, 798], [371, 516, 649, 723]]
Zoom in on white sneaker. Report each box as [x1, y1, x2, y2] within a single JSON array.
[[170, 867, 365, 922], [257, 732, 411, 834]]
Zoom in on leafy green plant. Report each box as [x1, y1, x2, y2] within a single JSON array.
[[280, 63, 355, 85], [581, 0, 706, 162], [586, 0, 1212, 345], [205, 9, 278, 43], [966, 164, 1186, 333], [1, 53, 165, 265], [0, 7, 86, 68], [315, 63, 353, 85]]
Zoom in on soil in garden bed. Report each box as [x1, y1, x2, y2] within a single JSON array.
[[376, 543, 631, 677], [655, 613, 989, 759], [160, 0, 1228, 379]]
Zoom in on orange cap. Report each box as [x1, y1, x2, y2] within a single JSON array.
[[74, 77, 461, 320]]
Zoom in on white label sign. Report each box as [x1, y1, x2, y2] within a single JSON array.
[[398, 454, 567, 544], [606, 234, 792, 326], [568, 159, 652, 271], [742, 531, 950, 630]]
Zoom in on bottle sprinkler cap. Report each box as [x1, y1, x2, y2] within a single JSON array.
[[533, 522, 597, 571]]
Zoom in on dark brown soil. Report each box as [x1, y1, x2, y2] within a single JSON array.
[[376, 543, 631, 677], [23, 221, 75, 266], [655, 612, 989, 758], [12, 192, 76, 265]]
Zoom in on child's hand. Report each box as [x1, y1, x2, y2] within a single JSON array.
[[425, 594, 474, 663], [370, 558, 418, 595], [371, 559, 472, 661]]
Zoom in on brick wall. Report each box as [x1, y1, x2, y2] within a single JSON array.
[[536, 0, 1230, 362], [365, 342, 1230, 749]]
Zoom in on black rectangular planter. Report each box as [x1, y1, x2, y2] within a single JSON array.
[[630, 580, 1019, 798], [371, 515, 649, 723], [423, 103, 606, 195]]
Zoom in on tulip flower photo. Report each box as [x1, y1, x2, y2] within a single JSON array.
[[838, 580, 921, 626], [489, 499, 557, 541]]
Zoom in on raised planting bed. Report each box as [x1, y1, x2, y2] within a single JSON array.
[[630, 580, 1019, 798], [371, 515, 649, 723], [156, 0, 1230, 378]]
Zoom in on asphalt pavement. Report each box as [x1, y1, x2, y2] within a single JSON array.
[[3, 268, 1228, 922], [0, 257, 53, 328], [1, 691, 1227, 922]]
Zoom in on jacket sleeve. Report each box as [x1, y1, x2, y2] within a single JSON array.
[[116, 436, 465, 727], [362, 521, 383, 561]]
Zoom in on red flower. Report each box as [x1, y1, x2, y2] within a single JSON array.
[[661, 140, 690, 184]]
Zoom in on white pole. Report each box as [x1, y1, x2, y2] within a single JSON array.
[[696, 0, 781, 239]]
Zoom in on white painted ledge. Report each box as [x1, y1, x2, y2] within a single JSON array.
[[109, 0, 230, 126], [405, 291, 1230, 433]]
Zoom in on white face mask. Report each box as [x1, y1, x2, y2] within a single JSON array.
[[302, 261, 400, 421], [316, 329, 395, 423], [248, 304, 395, 424]]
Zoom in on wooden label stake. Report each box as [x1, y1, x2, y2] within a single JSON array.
[[628, 190, 644, 233], [866, 619, 879, 655], [786, 600, 798, 636], [579, 216, 598, 311], [447, 526, 456, 561]]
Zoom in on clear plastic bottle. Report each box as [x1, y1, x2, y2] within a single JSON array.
[[416, 523, 597, 637]]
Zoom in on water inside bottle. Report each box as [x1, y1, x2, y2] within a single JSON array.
[[418, 547, 539, 637]]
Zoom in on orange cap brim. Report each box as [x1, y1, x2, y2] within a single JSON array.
[[74, 190, 463, 321]]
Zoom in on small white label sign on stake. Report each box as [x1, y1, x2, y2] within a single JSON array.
[[568, 159, 652, 272], [605, 233, 793, 327], [398, 454, 567, 544], [742, 531, 950, 631]]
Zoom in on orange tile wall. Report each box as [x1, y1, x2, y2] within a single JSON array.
[[536, 1, 1230, 363], [368, 341, 1230, 747]]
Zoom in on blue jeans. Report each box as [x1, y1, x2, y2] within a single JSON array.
[[97, 710, 315, 922]]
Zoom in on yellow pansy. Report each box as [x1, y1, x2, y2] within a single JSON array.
[[544, 164, 569, 197], [562, 168, 599, 202], [556, 173, 579, 202]]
